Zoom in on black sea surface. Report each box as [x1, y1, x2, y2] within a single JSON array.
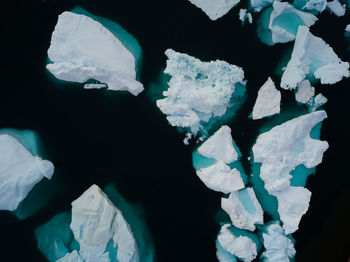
[[1, 0, 350, 261]]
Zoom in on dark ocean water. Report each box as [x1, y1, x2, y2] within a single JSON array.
[[1, 0, 350, 261]]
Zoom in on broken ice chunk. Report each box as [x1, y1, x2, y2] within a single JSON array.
[[251, 77, 281, 120], [188, 0, 240, 20], [221, 188, 264, 231], [239, 9, 253, 25], [327, 0, 346, 16], [281, 26, 350, 89], [47, 10, 143, 95], [295, 80, 315, 104], [257, 2, 318, 45], [309, 93, 328, 111], [293, 0, 327, 14], [250, 0, 274, 12]]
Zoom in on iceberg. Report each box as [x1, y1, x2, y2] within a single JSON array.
[[0, 133, 54, 211], [36, 184, 140, 262], [281, 26, 350, 89], [47, 11, 143, 95], [293, 0, 327, 14], [249, 0, 274, 12], [221, 188, 264, 231], [295, 80, 315, 104], [257, 2, 318, 45], [308, 93, 328, 111], [188, 0, 240, 20], [261, 221, 296, 262], [156, 49, 246, 135], [216, 224, 258, 262], [251, 77, 281, 120], [239, 9, 253, 25], [327, 0, 346, 16], [252, 111, 329, 233]]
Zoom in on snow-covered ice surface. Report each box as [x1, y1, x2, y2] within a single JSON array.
[[221, 188, 264, 231], [47, 11, 143, 95], [295, 80, 315, 104], [293, 0, 327, 14], [156, 49, 246, 135], [261, 221, 296, 262], [257, 2, 318, 45], [327, 0, 346, 16], [216, 224, 258, 262], [281, 26, 350, 89], [188, 0, 240, 20], [309, 93, 328, 111], [0, 133, 54, 211], [252, 111, 329, 233], [251, 77, 281, 120]]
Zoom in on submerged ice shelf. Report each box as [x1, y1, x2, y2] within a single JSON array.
[[157, 50, 246, 136], [47, 10, 143, 95]]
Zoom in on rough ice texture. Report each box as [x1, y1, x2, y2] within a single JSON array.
[[69, 185, 139, 262], [327, 0, 346, 16], [221, 188, 264, 231], [252, 111, 329, 233], [57, 251, 84, 262], [196, 162, 244, 193], [309, 93, 327, 112], [281, 26, 350, 89], [293, 0, 327, 13], [250, 0, 274, 12], [47, 11, 143, 95], [0, 134, 54, 211], [156, 50, 246, 135], [257, 2, 318, 45], [217, 224, 257, 262], [251, 77, 281, 120], [197, 126, 238, 163], [188, 0, 240, 20], [295, 80, 315, 104], [261, 221, 296, 262], [239, 9, 253, 25]]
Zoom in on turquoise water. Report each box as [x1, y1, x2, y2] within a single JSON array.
[[238, 189, 257, 215], [192, 150, 217, 170], [0, 129, 40, 156]]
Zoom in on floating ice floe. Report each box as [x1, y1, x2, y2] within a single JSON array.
[[194, 126, 245, 193], [221, 188, 264, 231], [216, 224, 258, 262], [327, 0, 346, 16], [239, 9, 253, 25], [252, 111, 329, 233], [295, 80, 315, 104], [156, 49, 246, 135], [281, 26, 350, 89], [188, 0, 240, 20], [293, 0, 327, 14], [250, 0, 274, 12], [47, 10, 143, 95], [261, 221, 296, 262], [251, 77, 281, 120], [309, 93, 328, 111], [257, 2, 318, 45], [0, 132, 54, 212], [36, 185, 139, 262]]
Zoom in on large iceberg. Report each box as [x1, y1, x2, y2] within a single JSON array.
[[36, 184, 140, 262], [252, 111, 329, 233], [251, 77, 281, 120], [221, 188, 264, 231], [261, 221, 296, 262], [0, 133, 54, 211], [257, 2, 318, 45], [47, 10, 143, 95], [216, 224, 258, 262], [156, 49, 246, 135], [188, 0, 240, 20], [281, 26, 350, 89]]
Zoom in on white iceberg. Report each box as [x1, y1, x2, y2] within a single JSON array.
[[309, 93, 328, 111], [156, 49, 246, 135], [261, 221, 296, 262], [217, 224, 258, 262], [0, 134, 54, 211], [252, 111, 329, 233], [221, 188, 264, 231], [281, 26, 350, 89], [293, 0, 327, 14], [47, 11, 143, 96], [239, 9, 253, 25], [188, 0, 240, 20], [251, 77, 281, 120], [327, 0, 346, 16], [257, 2, 318, 45], [295, 80, 315, 104]]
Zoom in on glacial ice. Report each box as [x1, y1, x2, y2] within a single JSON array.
[[0, 133, 54, 211], [327, 0, 346, 16], [188, 0, 240, 20], [261, 221, 296, 262], [249, 0, 274, 12], [293, 0, 327, 14], [239, 9, 253, 25], [251, 77, 281, 120], [47, 11, 143, 95], [281, 26, 350, 89], [257, 2, 318, 45], [221, 188, 264, 231], [252, 111, 329, 233], [216, 224, 258, 262], [156, 49, 246, 135]]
